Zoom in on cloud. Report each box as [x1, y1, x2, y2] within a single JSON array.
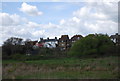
[[73, 6, 91, 17], [53, 2, 117, 37], [19, 2, 43, 16], [60, 19, 65, 25], [26, 21, 40, 28], [0, 13, 28, 26], [0, 12, 45, 45], [71, 2, 118, 35], [32, 30, 45, 38]]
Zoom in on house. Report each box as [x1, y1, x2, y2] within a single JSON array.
[[71, 35, 83, 43], [58, 35, 71, 50], [35, 38, 44, 47], [37, 37, 58, 48], [110, 33, 120, 45], [71, 35, 83, 46], [43, 37, 58, 48], [25, 40, 38, 46], [25, 40, 38, 55], [35, 42, 44, 48]]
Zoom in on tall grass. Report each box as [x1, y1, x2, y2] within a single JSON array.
[[2, 56, 119, 79]]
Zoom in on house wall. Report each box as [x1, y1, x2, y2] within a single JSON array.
[[58, 40, 71, 50], [44, 41, 58, 48]]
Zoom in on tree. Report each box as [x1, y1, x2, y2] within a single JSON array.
[[4, 37, 23, 45], [2, 37, 26, 59], [68, 34, 114, 57]]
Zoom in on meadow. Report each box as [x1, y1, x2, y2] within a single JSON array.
[[2, 56, 119, 79]]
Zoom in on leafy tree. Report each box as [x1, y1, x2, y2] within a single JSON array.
[[69, 34, 114, 57], [2, 37, 26, 59]]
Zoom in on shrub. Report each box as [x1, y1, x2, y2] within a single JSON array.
[[68, 34, 114, 57], [11, 53, 28, 61]]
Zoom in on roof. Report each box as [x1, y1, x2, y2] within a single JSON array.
[[71, 35, 83, 41], [110, 33, 120, 39], [26, 40, 38, 45], [59, 35, 69, 41], [110, 35, 116, 38], [43, 39, 58, 42], [32, 41, 38, 45]]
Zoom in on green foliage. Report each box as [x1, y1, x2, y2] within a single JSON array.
[[11, 53, 28, 61], [2, 44, 26, 60], [10, 53, 48, 61], [38, 48, 54, 56], [69, 34, 114, 57]]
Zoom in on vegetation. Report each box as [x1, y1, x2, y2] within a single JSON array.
[[2, 37, 66, 60], [2, 34, 117, 60], [2, 44, 27, 60], [2, 34, 119, 79], [69, 34, 115, 57], [2, 56, 119, 79]]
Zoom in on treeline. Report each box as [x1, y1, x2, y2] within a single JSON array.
[[2, 34, 119, 60], [2, 44, 66, 60]]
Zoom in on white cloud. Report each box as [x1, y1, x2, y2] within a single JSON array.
[[72, 17, 80, 23], [60, 19, 65, 25], [0, 12, 45, 45], [32, 30, 45, 37], [20, 2, 43, 16], [71, 2, 118, 35], [73, 7, 91, 17], [26, 21, 40, 28], [0, 13, 13, 26], [0, 13, 28, 26], [43, 1, 118, 38]]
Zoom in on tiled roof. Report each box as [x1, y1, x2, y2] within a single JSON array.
[[43, 39, 58, 42], [59, 35, 69, 41], [71, 35, 83, 41]]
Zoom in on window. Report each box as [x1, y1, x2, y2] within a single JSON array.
[[61, 44, 64, 46], [61, 40, 64, 42]]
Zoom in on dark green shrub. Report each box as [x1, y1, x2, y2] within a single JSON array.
[[11, 53, 28, 61], [68, 34, 114, 57]]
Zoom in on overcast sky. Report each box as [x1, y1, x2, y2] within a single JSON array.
[[0, 0, 119, 45]]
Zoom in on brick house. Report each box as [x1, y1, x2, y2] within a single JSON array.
[[58, 35, 71, 50], [71, 35, 83, 43], [31, 41, 38, 46], [70, 35, 83, 47], [25, 40, 38, 46]]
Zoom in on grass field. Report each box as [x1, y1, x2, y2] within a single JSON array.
[[2, 56, 120, 79]]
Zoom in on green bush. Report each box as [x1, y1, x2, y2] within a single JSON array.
[[69, 34, 114, 57], [11, 53, 28, 61]]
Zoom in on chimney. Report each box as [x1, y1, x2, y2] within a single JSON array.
[[40, 38, 43, 41], [47, 37, 49, 40], [116, 33, 118, 35], [55, 37, 57, 40]]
